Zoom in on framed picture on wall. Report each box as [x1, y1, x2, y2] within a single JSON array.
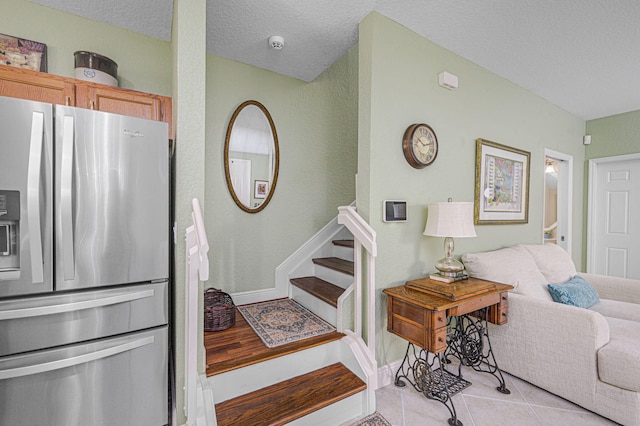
[[474, 138, 530, 224], [254, 180, 269, 199], [0, 33, 48, 72]]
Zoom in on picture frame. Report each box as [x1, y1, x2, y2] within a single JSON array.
[[254, 180, 269, 199], [474, 138, 530, 224], [0, 33, 48, 72]]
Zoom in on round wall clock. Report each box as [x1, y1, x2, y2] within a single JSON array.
[[402, 123, 439, 168]]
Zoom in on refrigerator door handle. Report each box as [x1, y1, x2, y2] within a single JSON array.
[[0, 335, 155, 380], [61, 115, 75, 280], [0, 288, 155, 320], [27, 111, 45, 284]]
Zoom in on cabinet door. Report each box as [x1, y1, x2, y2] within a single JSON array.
[[75, 84, 171, 137], [0, 65, 75, 106]]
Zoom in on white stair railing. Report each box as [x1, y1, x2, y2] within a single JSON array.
[[337, 205, 377, 362], [184, 199, 216, 426]]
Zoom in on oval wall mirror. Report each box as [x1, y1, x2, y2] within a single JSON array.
[[224, 100, 279, 213]]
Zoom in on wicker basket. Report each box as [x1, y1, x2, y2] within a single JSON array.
[[204, 288, 235, 331]]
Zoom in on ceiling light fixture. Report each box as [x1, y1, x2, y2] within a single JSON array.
[[268, 36, 284, 50]]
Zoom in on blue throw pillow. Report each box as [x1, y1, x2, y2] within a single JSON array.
[[547, 275, 600, 308]]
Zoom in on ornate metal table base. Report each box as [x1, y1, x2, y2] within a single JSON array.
[[394, 344, 470, 426], [394, 308, 510, 425], [445, 309, 511, 395]]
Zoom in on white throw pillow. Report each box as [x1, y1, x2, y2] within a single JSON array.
[[520, 244, 577, 284], [462, 245, 552, 301]]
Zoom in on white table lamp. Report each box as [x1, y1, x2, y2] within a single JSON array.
[[424, 200, 476, 278]]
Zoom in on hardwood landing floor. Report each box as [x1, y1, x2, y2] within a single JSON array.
[[205, 306, 344, 377]]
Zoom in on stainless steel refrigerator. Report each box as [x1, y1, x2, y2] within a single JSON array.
[[0, 96, 169, 425]]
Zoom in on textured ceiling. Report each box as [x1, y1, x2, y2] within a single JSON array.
[[29, 0, 640, 120]]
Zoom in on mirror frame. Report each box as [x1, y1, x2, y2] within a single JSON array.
[[223, 100, 280, 213]]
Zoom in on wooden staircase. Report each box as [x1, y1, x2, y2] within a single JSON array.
[[289, 238, 355, 329], [206, 237, 372, 425]]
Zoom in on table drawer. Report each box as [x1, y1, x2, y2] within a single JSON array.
[[389, 314, 425, 348], [391, 298, 424, 325], [449, 293, 500, 317], [388, 299, 447, 352]]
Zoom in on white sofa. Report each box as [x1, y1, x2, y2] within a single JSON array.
[[461, 244, 640, 426]]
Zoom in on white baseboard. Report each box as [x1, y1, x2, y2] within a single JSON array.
[[376, 356, 416, 389], [230, 287, 286, 306], [377, 360, 401, 389]]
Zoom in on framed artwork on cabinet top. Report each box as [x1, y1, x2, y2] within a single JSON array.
[[474, 138, 530, 224], [0, 33, 47, 72]]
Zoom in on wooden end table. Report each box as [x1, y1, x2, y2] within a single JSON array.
[[384, 277, 513, 426]]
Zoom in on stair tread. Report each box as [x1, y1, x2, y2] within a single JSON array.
[[313, 257, 354, 276], [290, 277, 345, 307], [333, 239, 354, 248], [215, 362, 366, 426]]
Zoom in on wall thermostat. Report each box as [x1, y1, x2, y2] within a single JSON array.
[[383, 200, 407, 222]]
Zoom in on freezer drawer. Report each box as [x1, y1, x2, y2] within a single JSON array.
[[0, 281, 167, 356], [0, 326, 167, 426]]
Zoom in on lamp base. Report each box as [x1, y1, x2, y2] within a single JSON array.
[[434, 256, 465, 278]]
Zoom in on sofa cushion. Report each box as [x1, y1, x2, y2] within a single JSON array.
[[521, 244, 577, 284], [462, 245, 552, 301], [598, 317, 640, 392], [590, 298, 640, 322], [547, 275, 600, 308]]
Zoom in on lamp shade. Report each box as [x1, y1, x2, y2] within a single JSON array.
[[423, 202, 477, 238]]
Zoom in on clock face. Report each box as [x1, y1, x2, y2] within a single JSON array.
[[402, 123, 438, 168]]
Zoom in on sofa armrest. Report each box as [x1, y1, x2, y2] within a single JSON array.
[[578, 272, 640, 304], [488, 293, 610, 404]]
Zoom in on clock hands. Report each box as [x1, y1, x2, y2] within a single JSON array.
[[415, 136, 432, 154]]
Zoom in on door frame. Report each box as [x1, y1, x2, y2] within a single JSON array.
[[587, 152, 640, 273], [544, 149, 573, 255]]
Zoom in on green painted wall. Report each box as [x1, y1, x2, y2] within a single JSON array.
[[171, 0, 207, 424], [586, 110, 640, 160], [204, 48, 358, 294], [1, 0, 171, 95], [358, 13, 586, 365], [581, 109, 640, 267]]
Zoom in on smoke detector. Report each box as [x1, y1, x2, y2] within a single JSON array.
[[268, 36, 284, 50]]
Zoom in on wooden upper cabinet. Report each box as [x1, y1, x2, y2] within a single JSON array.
[[75, 84, 172, 136], [0, 64, 75, 106], [0, 64, 172, 137]]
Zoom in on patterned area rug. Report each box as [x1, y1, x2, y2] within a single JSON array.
[[349, 412, 392, 426], [237, 298, 336, 348]]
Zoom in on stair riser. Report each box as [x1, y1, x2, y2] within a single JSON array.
[[210, 339, 356, 403], [291, 286, 338, 327], [286, 392, 366, 426], [333, 244, 354, 262], [314, 266, 354, 288]]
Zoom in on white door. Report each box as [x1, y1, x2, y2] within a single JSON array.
[[588, 154, 640, 278], [229, 158, 251, 207], [544, 149, 573, 254]]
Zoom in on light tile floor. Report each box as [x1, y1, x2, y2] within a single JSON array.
[[374, 362, 620, 426]]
